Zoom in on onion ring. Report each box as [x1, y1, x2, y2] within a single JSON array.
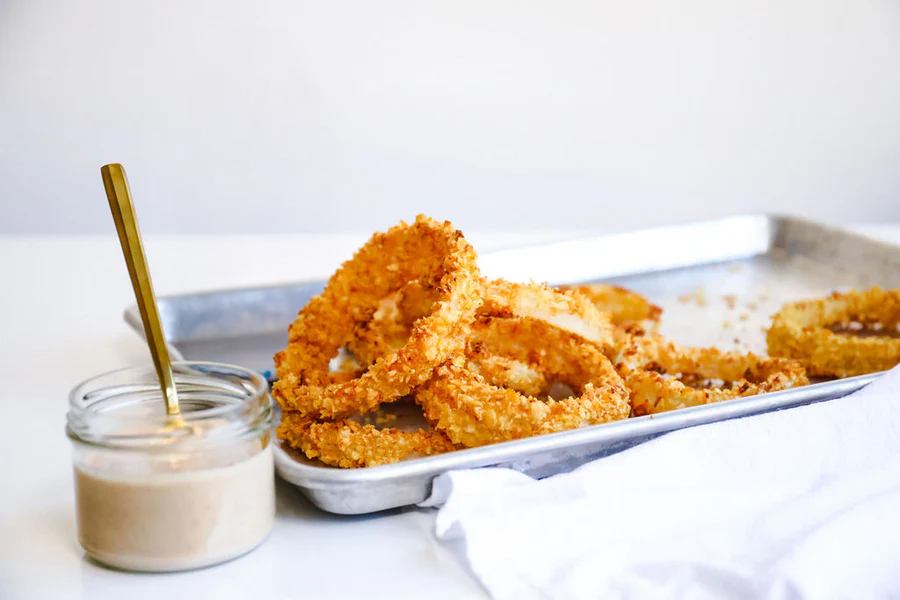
[[348, 278, 623, 367], [280, 348, 554, 468], [480, 279, 622, 352], [767, 287, 900, 377], [352, 305, 551, 395], [617, 335, 809, 415], [273, 215, 482, 419], [418, 317, 631, 447], [556, 283, 662, 332], [278, 412, 458, 469]]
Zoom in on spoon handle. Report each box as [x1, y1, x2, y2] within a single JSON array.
[[101, 164, 181, 416]]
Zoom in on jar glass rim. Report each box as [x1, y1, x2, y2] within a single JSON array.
[[67, 362, 272, 450]]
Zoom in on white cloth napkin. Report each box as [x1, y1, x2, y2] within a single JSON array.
[[420, 367, 900, 600]]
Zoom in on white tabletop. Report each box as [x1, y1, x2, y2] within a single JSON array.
[[2, 224, 898, 600]]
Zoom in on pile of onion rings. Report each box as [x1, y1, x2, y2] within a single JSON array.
[[767, 287, 900, 378], [274, 215, 846, 469]]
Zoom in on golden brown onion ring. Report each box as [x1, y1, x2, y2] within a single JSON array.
[[349, 298, 555, 395], [348, 278, 624, 367], [273, 215, 482, 419], [556, 283, 662, 333], [767, 287, 900, 378], [617, 335, 809, 416], [480, 280, 622, 352], [418, 317, 631, 447], [278, 412, 458, 468]]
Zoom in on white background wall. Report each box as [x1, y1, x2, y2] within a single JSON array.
[[1, 0, 899, 234]]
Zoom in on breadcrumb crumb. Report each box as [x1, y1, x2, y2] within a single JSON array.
[[679, 286, 708, 307]]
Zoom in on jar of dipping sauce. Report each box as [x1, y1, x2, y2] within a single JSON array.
[[67, 362, 275, 572]]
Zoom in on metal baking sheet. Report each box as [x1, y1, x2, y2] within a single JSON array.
[[125, 215, 900, 514]]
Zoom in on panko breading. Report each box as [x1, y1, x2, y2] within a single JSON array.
[[617, 334, 808, 416], [767, 287, 900, 377], [418, 317, 631, 447], [557, 283, 662, 332], [348, 279, 624, 367], [466, 353, 550, 397], [278, 412, 458, 468], [480, 279, 623, 354]]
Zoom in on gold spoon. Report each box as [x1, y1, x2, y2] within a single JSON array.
[[101, 163, 181, 419]]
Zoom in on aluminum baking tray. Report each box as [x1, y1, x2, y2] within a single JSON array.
[[125, 214, 900, 514]]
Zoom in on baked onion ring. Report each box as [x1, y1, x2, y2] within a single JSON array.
[[617, 335, 809, 416], [767, 287, 900, 378], [418, 317, 631, 447], [348, 278, 623, 367], [480, 279, 622, 352], [278, 412, 458, 468], [273, 215, 482, 419], [556, 283, 662, 332]]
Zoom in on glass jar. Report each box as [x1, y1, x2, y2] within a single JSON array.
[[67, 362, 275, 572]]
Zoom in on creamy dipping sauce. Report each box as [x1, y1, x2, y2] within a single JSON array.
[[75, 446, 274, 572]]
